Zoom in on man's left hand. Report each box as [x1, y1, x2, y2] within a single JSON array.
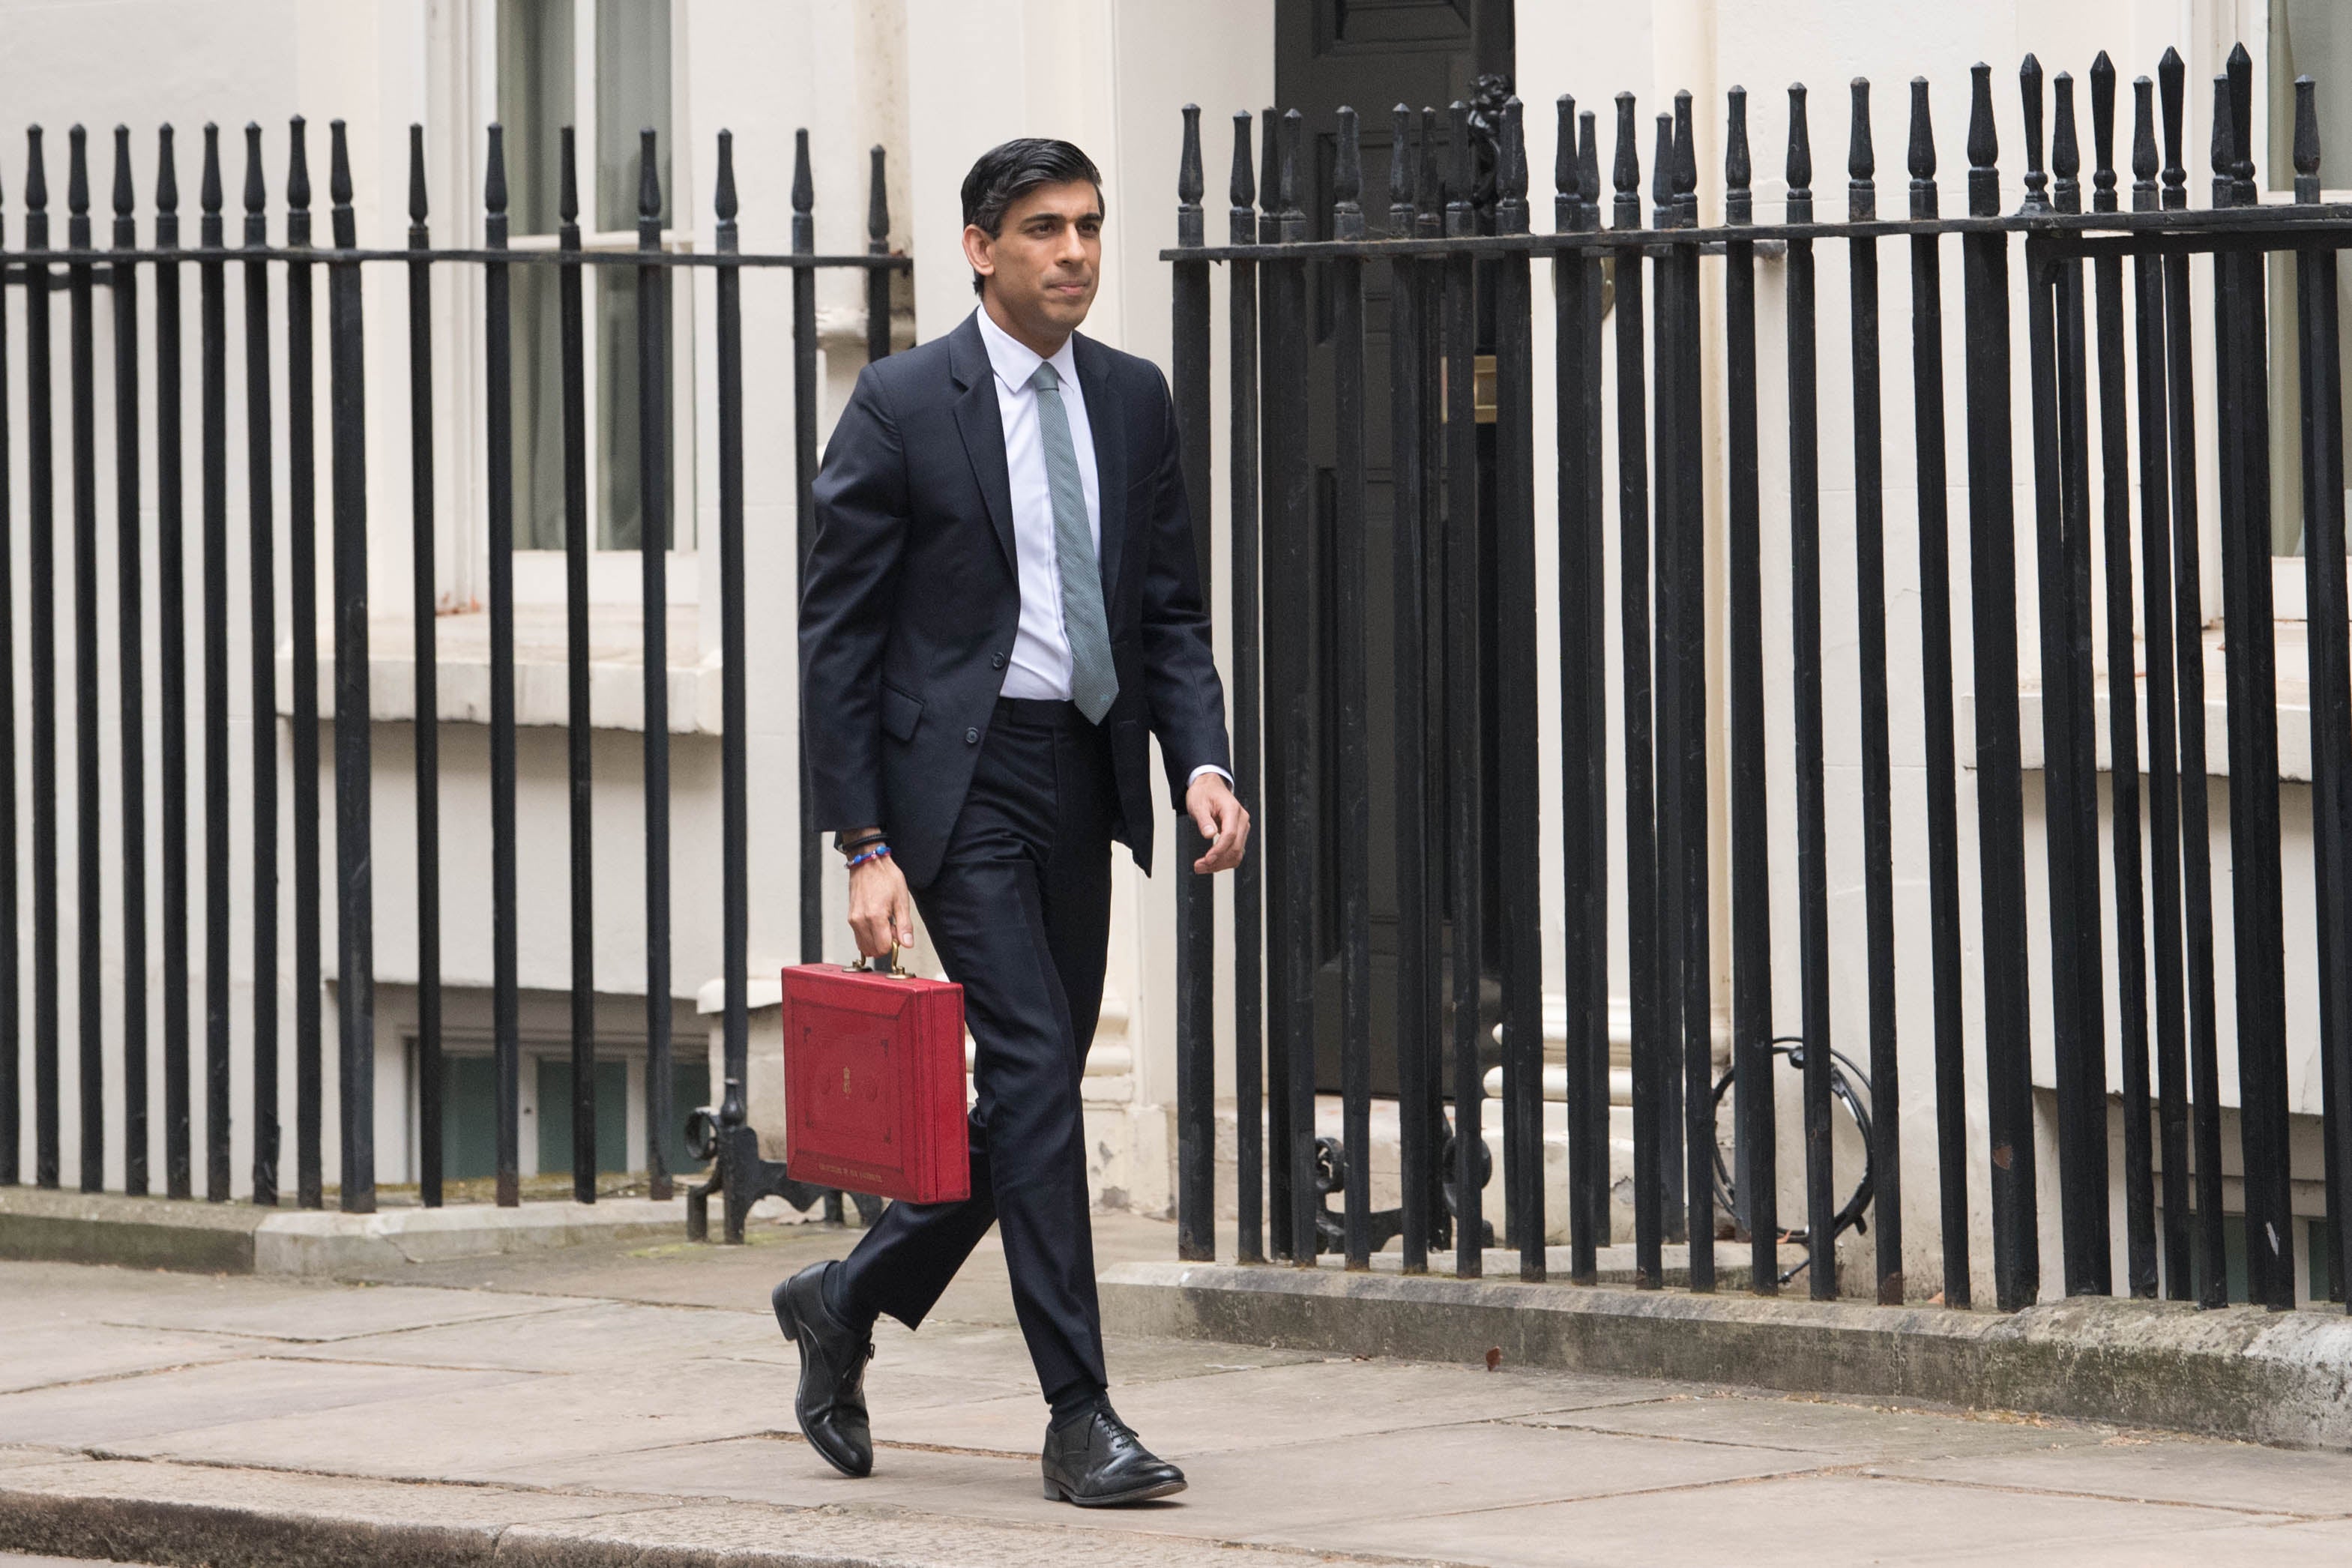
[[1186, 774, 1250, 874]]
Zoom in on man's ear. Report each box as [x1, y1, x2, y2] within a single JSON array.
[[961, 223, 995, 283]]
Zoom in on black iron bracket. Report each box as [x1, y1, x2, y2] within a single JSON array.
[[1310, 1129, 1494, 1258], [683, 1076, 882, 1243]]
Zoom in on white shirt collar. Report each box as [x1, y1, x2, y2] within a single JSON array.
[[974, 304, 1080, 396]]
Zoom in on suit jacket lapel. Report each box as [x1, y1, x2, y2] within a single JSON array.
[[948, 316, 1019, 576], [1076, 335, 1126, 612]]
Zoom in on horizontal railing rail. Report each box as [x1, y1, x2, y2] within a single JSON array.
[[1167, 42, 2352, 1317]]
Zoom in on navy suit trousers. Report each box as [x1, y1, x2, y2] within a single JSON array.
[[834, 697, 1115, 1403]]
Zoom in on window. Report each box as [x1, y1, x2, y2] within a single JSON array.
[[2267, 0, 2352, 561], [498, 0, 684, 559]]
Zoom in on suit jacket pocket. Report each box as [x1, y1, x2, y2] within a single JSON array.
[[881, 681, 923, 742]]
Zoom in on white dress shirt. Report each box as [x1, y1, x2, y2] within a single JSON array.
[[972, 306, 1229, 792]]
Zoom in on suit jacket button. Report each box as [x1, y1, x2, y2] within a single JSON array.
[[991, 651, 1007, 669], [965, 727, 980, 745]]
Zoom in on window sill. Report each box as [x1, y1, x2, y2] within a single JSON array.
[[273, 604, 722, 735], [1968, 621, 2327, 782]]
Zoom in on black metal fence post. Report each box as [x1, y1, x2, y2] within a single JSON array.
[[1784, 85, 1836, 1302], [1440, 100, 1484, 1279], [2211, 52, 2295, 1310], [1906, 78, 1968, 1309], [405, 125, 442, 1209], [1559, 97, 1611, 1287], [2152, 50, 2228, 1309], [326, 123, 373, 1214], [1273, 109, 1318, 1270], [483, 124, 521, 1209], [2291, 73, 2352, 1310], [1723, 86, 1776, 1296], [237, 121, 278, 1207], [639, 128, 674, 1207], [68, 125, 104, 1195], [286, 118, 324, 1213], [194, 124, 228, 1204], [155, 127, 190, 1203], [0, 139, 19, 1192], [1610, 93, 1662, 1290], [791, 130, 821, 971], [1957, 65, 2039, 1312], [27, 126, 57, 1194], [1494, 97, 1543, 1284], [2089, 57, 2157, 1299], [2129, 70, 2192, 1301], [555, 127, 596, 1205], [1847, 79, 1901, 1306], [109, 125, 148, 1198], [1228, 110, 1264, 1267], [1172, 103, 1216, 1262], [716, 128, 752, 1240]]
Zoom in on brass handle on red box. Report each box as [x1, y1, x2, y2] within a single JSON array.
[[842, 944, 911, 979]]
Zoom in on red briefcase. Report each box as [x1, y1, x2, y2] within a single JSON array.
[[780, 953, 970, 1205]]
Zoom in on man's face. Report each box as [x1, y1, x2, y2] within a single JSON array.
[[965, 179, 1102, 340]]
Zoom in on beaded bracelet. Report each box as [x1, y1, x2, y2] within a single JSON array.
[[837, 830, 887, 857], [846, 843, 891, 869]]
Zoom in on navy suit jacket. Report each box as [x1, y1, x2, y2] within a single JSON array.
[[799, 312, 1231, 889]]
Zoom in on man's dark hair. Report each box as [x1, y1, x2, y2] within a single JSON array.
[[961, 138, 1104, 296]]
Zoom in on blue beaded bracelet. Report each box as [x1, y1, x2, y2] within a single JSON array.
[[847, 843, 891, 869]]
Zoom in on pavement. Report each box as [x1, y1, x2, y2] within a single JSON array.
[[5, 1210, 2352, 1567]]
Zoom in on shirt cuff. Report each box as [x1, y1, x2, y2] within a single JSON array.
[[1185, 764, 1234, 790]]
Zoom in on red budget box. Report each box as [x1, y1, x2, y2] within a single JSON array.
[[780, 958, 971, 1205]]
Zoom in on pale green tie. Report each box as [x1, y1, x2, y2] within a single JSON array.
[[1028, 363, 1118, 724]]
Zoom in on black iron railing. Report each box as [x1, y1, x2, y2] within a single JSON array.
[[1169, 43, 2352, 1314], [0, 116, 904, 1239]]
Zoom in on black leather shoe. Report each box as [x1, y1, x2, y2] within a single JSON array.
[[1040, 1405, 1186, 1506], [771, 1261, 875, 1477]]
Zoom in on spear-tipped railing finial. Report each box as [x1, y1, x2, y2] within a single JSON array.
[[2051, 70, 2080, 214], [329, 118, 353, 248], [1848, 77, 1874, 220], [2294, 75, 2322, 203], [2131, 76, 2158, 212], [2019, 55, 2048, 211], [1231, 110, 1255, 245], [1726, 84, 1752, 223], [2158, 46, 2186, 208], [1785, 82, 1812, 222], [1176, 103, 1202, 247], [1333, 104, 1364, 239], [2089, 51, 2117, 212], [1908, 77, 1937, 220]]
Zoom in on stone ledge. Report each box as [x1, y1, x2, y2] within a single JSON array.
[[0, 1188, 268, 1273], [0, 1187, 686, 1276], [0, 1455, 1395, 1568], [1097, 1258, 2352, 1450]]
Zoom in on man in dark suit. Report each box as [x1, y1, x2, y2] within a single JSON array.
[[778, 138, 1247, 1507]]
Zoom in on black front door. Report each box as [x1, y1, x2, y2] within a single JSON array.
[[1273, 0, 1514, 1097]]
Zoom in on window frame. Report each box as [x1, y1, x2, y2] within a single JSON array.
[[484, 0, 699, 609]]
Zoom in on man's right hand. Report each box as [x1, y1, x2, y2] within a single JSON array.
[[848, 850, 917, 959]]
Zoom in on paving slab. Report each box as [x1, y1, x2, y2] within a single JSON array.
[[267, 1300, 780, 1373], [1881, 1435, 2352, 1517], [90, 1281, 591, 1342], [1509, 1389, 2124, 1461], [0, 1358, 531, 1449], [869, 1356, 1677, 1459], [1287, 1469, 2273, 1568], [0, 1456, 675, 1568], [0, 1324, 270, 1396], [101, 1357, 769, 1479]]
